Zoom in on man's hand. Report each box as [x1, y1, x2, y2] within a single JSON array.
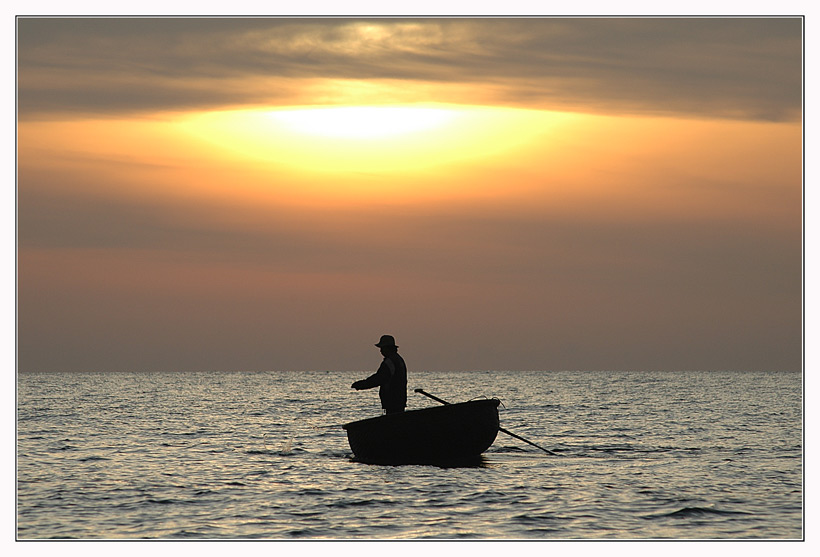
[[351, 380, 366, 390]]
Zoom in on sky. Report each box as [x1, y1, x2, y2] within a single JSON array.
[[15, 16, 803, 373]]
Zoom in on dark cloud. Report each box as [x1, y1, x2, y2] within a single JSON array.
[[17, 17, 802, 121]]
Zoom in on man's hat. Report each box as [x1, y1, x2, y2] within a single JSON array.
[[375, 335, 398, 348]]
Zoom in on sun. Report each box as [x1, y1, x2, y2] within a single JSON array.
[[176, 104, 574, 177], [266, 106, 458, 139]]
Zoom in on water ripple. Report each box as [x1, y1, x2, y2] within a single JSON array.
[[17, 370, 802, 539]]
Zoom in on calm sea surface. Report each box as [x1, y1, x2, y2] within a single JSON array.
[[17, 370, 802, 540]]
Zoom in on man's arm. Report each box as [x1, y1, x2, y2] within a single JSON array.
[[351, 363, 386, 390]]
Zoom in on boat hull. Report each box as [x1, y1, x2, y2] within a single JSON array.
[[343, 399, 500, 465]]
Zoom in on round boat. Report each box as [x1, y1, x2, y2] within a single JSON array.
[[342, 398, 500, 465]]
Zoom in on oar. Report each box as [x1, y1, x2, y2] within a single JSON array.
[[312, 423, 346, 430], [414, 388, 557, 456]]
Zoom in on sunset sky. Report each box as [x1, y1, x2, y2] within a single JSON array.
[[16, 16, 803, 373]]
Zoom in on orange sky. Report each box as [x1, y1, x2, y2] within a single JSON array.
[[16, 17, 802, 372]]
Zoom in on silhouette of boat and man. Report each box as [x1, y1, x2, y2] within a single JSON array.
[[345, 335, 552, 465]]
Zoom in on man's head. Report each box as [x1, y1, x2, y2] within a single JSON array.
[[375, 335, 398, 354]]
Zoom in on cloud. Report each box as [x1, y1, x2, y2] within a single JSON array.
[[17, 17, 802, 121]]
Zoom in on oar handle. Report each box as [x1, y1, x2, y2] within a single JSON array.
[[414, 388, 451, 405]]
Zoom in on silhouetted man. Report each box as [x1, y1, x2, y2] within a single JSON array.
[[351, 335, 407, 414]]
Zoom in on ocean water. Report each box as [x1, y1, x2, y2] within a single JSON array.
[[17, 370, 802, 540]]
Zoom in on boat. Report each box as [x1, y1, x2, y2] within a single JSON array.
[[342, 398, 500, 465]]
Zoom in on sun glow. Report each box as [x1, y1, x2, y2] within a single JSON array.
[[178, 104, 572, 175], [268, 106, 457, 139]]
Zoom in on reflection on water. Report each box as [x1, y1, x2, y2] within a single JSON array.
[[17, 370, 802, 539]]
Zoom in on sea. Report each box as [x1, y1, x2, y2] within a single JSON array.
[[16, 370, 803, 540]]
